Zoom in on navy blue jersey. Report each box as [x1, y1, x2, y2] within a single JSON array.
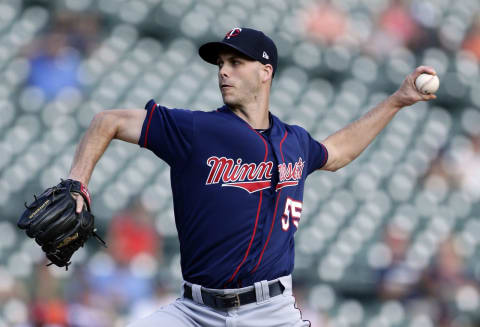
[[139, 99, 328, 288]]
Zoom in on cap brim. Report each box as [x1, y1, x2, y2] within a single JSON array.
[[198, 42, 256, 65]]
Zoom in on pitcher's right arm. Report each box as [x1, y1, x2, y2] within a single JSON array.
[[68, 109, 147, 212]]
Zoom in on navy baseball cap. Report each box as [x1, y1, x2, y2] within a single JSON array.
[[199, 27, 278, 77]]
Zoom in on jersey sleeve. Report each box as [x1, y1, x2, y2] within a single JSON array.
[[295, 126, 328, 175], [138, 99, 194, 167]]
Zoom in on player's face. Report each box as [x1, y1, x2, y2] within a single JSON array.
[[217, 51, 264, 107]]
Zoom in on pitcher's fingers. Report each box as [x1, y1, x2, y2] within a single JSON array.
[[421, 93, 437, 101], [415, 65, 437, 76], [75, 195, 84, 214]]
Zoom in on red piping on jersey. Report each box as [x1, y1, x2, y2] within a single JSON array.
[[251, 130, 288, 273], [279, 131, 288, 162], [143, 103, 157, 147], [251, 189, 282, 272], [225, 126, 268, 286]]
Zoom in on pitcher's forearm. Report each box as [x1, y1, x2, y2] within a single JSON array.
[[322, 97, 401, 170], [321, 66, 437, 172], [68, 112, 118, 186]]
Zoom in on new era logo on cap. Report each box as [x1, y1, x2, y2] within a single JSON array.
[[198, 27, 278, 77]]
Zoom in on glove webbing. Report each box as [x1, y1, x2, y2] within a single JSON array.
[[46, 229, 106, 270]]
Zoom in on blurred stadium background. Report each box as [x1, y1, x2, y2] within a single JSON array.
[[1, 0, 480, 326]]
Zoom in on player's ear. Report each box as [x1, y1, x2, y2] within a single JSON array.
[[261, 64, 273, 83]]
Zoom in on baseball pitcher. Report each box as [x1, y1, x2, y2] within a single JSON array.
[[19, 27, 436, 326]]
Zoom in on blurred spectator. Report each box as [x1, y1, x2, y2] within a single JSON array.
[[107, 198, 162, 265], [303, 1, 347, 45], [422, 237, 480, 327], [380, 0, 418, 44], [65, 268, 114, 327], [30, 299, 67, 326], [376, 224, 422, 301], [462, 15, 480, 60], [67, 287, 116, 327], [25, 31, 82, 100], [52, 11, 100, 55], [29, 264, 68, 326], [85, 199, 163, 314], [128, 279, 178, 324], [365, 0, 425, 57], [22, 11, 100, 100], [452, 135, 480, 200], [428, 135, 480, 200]]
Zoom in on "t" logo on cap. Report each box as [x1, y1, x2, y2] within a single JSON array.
[[225, 28, 242, 39]]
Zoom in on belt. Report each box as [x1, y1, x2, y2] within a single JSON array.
[[184, 281, 285, 309]]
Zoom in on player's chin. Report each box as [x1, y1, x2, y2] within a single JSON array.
[[222, 95, 238, 107]]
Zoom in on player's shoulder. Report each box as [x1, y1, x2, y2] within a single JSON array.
[[146, 99, 222, 115], [271, 114, 310, 137], [193, 106, 227, 115], [191, 105, 243, 124]]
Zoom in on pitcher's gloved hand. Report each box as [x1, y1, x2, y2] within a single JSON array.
[[18, 179, 106, 270]]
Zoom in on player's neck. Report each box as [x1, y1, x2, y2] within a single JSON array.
[[228, 89, 271, 130], [229, 102, 270, 130]]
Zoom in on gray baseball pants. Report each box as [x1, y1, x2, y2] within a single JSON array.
[[127, 275, 311, 327]]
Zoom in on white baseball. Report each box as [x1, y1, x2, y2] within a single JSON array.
[[415, 73, 440, 95]]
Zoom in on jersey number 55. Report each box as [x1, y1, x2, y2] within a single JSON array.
[[281, 198, 302, 231]]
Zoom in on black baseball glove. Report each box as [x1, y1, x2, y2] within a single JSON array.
[[18, 179, 106, 270]]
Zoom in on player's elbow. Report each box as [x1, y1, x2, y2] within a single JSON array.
[[321, 145, 355, 172], [90, 111, 120, 138], [91, 109, 145, 144], [91, 111, 113, 129], [323, 164, 339, 172], [322, 160, 343, 172], [327, 153, 358, 171]]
